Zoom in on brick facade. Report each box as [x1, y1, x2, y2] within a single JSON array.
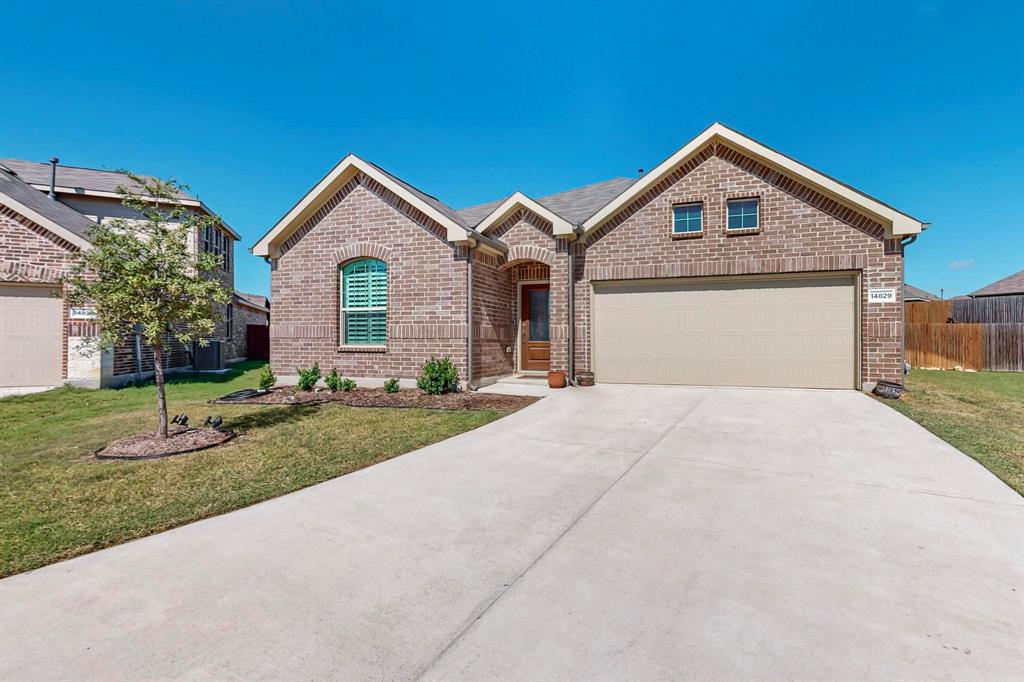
[[270, 144, 909, 388], [270, 175, 469, 380]]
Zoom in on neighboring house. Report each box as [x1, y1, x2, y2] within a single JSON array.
[[969, 269, 1024, 298], [253, 123, 927, 391], [0, 159, 240, 394], [227, 290, 271, 361], [904, 284, 939, 302]]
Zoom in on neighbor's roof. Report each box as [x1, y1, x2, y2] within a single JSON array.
[[0, 158, 196, 201], [0, 163, 95, 248], [233, 290, 270, 311], [0, 158, 240, 240], [970, 269, 1024, 297], [904, 284, 939, 301]]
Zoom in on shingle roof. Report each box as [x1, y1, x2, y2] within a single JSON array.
[[0, 158, 196, 201], [458, 176, 636, 227], [904, 284, 939, 301], [0, 164, 96, 242], [233, 290, 270, 310], [970, 269, 1024, 297], [363, 159, 469, 228]]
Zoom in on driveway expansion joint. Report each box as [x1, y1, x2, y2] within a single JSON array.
[[412, 390, 716, 680]]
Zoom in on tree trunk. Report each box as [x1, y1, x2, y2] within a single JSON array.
[[153, 341, 168, 438]]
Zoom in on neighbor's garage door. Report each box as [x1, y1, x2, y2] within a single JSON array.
[[0, 285, 63, 388], [593, 275, 856, 389]]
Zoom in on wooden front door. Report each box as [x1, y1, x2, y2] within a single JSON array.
[[520, 283, 551, 371]]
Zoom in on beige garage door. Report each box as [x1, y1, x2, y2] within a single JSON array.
[[593, 276, 856, 389], [0, 285, 63, 388]]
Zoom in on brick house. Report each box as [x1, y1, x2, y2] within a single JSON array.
[[0, 159, 241, 395], [227, 291, 271, 361], [253, 123, 927, 391]]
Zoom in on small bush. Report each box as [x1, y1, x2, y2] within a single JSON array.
[[296, 362, 321, 391], [417, 356, 459, 395], [258, 365, 277, 391], [339, 377, 357, 392], [384, 378, 400, 394], [324, 368, 343, 392]]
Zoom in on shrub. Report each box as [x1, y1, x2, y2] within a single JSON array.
[[339, 377, 357, 392], [257, 364, 277, 391], [324, 368, 343, 392], [296, 362, 321, 391], [417, 356, 459, 395], [384, 378, 400, 394]]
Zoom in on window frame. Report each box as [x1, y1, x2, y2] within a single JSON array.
[[726, 197, 761, 231], [672, 202, 704, 236], [340, 258, 388, 347]]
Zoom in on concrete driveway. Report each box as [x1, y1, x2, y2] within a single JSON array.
[[2, 385, 1021, 681]]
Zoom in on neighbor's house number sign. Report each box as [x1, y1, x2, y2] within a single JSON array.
[[868, 288, 897, 303]]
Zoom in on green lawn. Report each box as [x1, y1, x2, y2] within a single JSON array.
[[882, 369, 1024, 496], [0, 362, 506, 577]]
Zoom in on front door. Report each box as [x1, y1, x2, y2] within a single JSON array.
[[520, 284, 551, 371]]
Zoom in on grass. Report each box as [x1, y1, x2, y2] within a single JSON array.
[[881, 369, 1024, 496], [0, 361, 507, 577]]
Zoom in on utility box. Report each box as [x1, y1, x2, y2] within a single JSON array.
[[192, 340, 224, 371]]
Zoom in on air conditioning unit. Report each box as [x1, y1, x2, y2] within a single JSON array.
[[192, 340, 224, 371]]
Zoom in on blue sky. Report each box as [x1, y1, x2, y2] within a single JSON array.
[[2, 1, 1021, 298]]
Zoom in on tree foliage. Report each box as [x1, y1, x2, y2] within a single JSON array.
[[64, 174, 231, 437]]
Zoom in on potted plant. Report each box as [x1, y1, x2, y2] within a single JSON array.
[[547, 370, 567, 389]]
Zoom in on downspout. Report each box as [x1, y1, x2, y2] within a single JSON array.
[[466, 243, 477, 391], [899, 234, 918, 382], [133, 323, 144, 379], [567, 227, 580, 385]]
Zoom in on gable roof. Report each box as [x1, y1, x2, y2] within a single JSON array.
[[970, 269, 1024, 297], [458, 177, 635, 228], [581, 123, 927, 238], [0, 158, 240, 240], [469, 192, 575, 237], [233, 290, 270, 312], [904, 284, 939, 301], [0, 164, 95, 248], [252, 154, 510, 258]]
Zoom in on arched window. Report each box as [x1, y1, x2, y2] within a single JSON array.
[[341, 259, 387, 345]]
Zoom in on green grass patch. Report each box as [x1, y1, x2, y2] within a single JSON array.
[[881, 369, 1024, 495], [0, 362, 506, 576]]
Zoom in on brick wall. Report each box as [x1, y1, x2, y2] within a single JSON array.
[[270, 175, 468, 380], [579, 148, 904, 385], [1, 207, 80, 380], [225, 303, 269, 360], [270, 144, 907, 388]]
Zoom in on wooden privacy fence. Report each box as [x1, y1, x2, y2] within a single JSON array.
[[246, 324, 270, 361], [906, 295, 1024, 371]]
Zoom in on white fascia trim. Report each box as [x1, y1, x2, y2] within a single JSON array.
[[31, 184, 242, 240], [582, 123, 926, 238], [0, 195, 92, 250], [476, 191, 575, 237], [252, 154, 470, 257]]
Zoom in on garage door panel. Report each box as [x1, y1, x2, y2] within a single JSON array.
[[0, 286, 63, 388], [593, 276, 855, 389]]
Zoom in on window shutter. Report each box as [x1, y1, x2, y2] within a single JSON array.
[[342, 259, 387, 345]]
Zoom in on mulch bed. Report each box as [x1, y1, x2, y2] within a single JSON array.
[[96, 426, 235, 460], [213, 386, 539, 412]]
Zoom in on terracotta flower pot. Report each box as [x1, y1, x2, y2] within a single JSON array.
[[547, 371, 567, 389]]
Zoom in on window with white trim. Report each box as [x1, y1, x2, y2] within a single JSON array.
[[672, 203, 703, 233], [341, 258, 387, 345], [727, 198, 760, 230]]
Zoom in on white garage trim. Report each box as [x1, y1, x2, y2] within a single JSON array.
[[591, 272, 860, 390]]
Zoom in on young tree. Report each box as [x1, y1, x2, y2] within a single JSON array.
[[65, 174, 231, 438]]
